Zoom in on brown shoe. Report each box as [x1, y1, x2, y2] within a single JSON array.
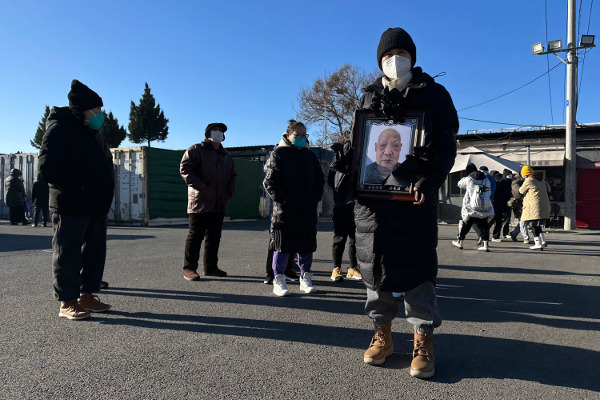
[[363, 324, 393, 365], [184, 269, 200, 281], [410, 331, 435, 379], [78, 293, 111, 312], [59, 300, 90, 320]]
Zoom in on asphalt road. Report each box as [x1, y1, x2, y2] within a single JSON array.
[[0, 219, 599, 399]]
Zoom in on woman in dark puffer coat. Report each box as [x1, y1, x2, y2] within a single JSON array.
[[5, 169, 27, 225], [263, 120, 324, 297]]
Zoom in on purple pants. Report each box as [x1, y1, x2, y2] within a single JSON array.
[[272, 251, 312, 276]]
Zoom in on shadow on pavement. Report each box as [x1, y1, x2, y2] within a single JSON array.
[[0, 233, 155, 252], [441, 264, 600, 277]]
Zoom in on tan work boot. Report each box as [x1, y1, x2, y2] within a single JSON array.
[[410, 331, 435, 379], [59, 300, 90, 320], [363, 324, 393, 365], [78, 293, 111, 312], [346, 268, 362, 280]]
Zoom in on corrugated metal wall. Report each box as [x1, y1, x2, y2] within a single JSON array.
[[146, 147, 188, 220], [226, 158, 261, 219], [109, 148, 148, 224], [0, 153, 38, 220]]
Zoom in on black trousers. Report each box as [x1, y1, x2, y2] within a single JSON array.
[[184, 212, 224, 272], [34, 204, 50, 226], [9, 205, 25, 225], [491, 207, 511, 239], [52, 213, 107, 301], [458, 216, 490, 241], [332, 232, 357, 269]]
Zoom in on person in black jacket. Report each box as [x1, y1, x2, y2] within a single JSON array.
[[329, 141, 361, 282], [490, 169, 514, 241], [38, 80, 115, 320], [4, 168, 27, 225], [31, 173, 50, 227], [263, 120, 325, 297], [334, 28, 458, 379]]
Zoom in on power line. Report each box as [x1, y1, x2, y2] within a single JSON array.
[[458, 62, 562, 112], [578, 0, 594, 95], [458, 116, 545, 127], [545, 0, 555, 124]]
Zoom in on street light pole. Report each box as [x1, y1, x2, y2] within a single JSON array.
[[564, 0, 578, 230]]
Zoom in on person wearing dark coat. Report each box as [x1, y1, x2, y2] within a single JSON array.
[[38, 79, 115, 320], [329, 141, 361, 282], [31, 173, 50, 227], [263, 120, 325, 296], [180, 122, 237, 280], [490, 169, 514, 241], [334, 28, 458, 379], [4, 169, 27, 225]]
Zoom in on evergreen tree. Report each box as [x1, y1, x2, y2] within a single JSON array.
[[128, 83, 169, 147], [100, 111, 127, 148], [31, 105, 50, 149]]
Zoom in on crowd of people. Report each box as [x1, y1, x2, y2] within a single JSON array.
[[452, 163, 551, 251]]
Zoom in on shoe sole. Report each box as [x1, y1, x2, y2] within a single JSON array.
[[331, 276, 343, 281], [184, 276, 200, 281], [451, 244, 463, 249], [363, 347, 394, 365], [409, 368, 435, 379], [346, 276, 362, 280], [273, 290, 290, 297], [81, 306, 111, 313], [58, 312, 90, 320]]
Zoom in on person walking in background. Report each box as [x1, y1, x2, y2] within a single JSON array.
[[38, 79, 115, 320], [452, 166, 494, 251], [180, 122, 237, 280], [519, 166, 551, 250], [31, 173, 50, 227], [263, 120, 324, 296], [490, 169, 513, 242], [329, 141, 361, 282], [4, 168, 27, 225], [508, 171, 531, 243]]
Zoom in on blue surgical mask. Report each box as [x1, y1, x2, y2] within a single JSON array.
[[292, 136, 307, 148], [86, 112, 104, 130]]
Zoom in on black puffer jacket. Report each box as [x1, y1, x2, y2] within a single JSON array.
[[4, 169, 26, 207], [352, 69, 459, 292], [38, 107, 115, 216], [31, 173, 49, 208], [263, 135, 325, 254]]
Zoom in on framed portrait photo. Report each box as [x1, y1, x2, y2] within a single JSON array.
[[351, 109, 425, 201]]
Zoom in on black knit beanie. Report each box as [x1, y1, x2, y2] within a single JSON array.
[[205, 122, 227, 138], [68, 80, 103, 112], [465, 163, 477, 175], [377, 28, 417, 69]]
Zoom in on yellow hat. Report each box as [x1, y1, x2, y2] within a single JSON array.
[[521, 165, 533, 177]]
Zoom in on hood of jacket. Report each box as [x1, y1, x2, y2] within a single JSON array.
[[278, 133, 310, 149], [46, 106, 82, 129]]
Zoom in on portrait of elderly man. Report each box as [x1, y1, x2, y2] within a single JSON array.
[[363, 128, 403, 184]]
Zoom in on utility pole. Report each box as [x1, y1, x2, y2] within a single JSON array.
[[564, 0, 578, 230]]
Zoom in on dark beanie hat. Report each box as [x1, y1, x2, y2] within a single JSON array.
[[205, 122, 227, 138], [465, 163, 477, 174], [377, 28, 417, 69], [68, 80, 103, 111]]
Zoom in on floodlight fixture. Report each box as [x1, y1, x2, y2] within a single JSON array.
[[547, 39, 563, 52], [532, 42, 545, 55], [579, 35, 595, 47]]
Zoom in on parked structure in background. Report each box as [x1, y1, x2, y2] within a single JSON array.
[[0, 153, 38, 220]]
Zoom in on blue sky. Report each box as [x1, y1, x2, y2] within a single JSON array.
[[0, 0, 598, 153]]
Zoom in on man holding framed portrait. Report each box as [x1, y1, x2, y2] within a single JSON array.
[[335, 27, 459, 379]]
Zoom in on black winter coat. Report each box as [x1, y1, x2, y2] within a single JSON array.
[[352, 69, 459, 292], [31, 175, 49, 208], [264, 135, 325, 254], [38, 107, 115, 216], [4, 169, 26, 207], [493, 177, 512, 211]]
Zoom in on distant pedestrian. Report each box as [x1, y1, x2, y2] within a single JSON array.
[[263, 119, 324, 296], [4, 168, 27, 225], [453, 165, 494, 251], [38, 79, 115, 320], [519, 166, 551, 250], [328, 141, 361, 282], [180, 122, 237, 280], [508, 171, 531, 243], [31, 173, 50, 227], [490, 169, 513, 241]]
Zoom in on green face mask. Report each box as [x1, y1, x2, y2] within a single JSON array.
[[86, 112, 104, 130], [292, 136, 307, 148]]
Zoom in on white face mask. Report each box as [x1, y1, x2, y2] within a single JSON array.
[[210, 130, 224, 143], [382, 55, 411, 79]]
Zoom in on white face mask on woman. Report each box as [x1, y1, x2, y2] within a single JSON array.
[[382, 55, 411, 79], [210, 130, 224, 143]]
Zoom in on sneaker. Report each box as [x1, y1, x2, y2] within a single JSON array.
[[263, 273, 273, 285], [273, 274, 290, 297], [330, 267, 344, 281], [476, 237, 483, 246], [509, 232, 518, 242], [100, 281, 109, 289], [491, 238, 502, 242], [204, 268, 227, 277], [78, 293, 111, 312], [451, 240, 463, 249], [346, 268, 362, 280], [477, 241, 490, 252], [523, 238, 530, 244], [59, 300, 90, 320], [299, 272, 316, 293], [183, 269, 200, 281], [504, 235, 512, 239], [284, 270, 299, 282], [364, 324, 393, 365], [410, 331, 435, 379]]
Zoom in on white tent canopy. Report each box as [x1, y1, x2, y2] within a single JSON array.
[[450, 147, 523, 174]]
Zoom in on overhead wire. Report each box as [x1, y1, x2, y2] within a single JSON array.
[[578, 0, 594, 96], [545, 0, 555, 124]]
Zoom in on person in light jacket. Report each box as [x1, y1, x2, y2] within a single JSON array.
[[180, 123, 237, 280], [519, 165, 550, 250]]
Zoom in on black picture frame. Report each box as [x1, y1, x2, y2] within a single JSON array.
[[350, 109, 425, 201]]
